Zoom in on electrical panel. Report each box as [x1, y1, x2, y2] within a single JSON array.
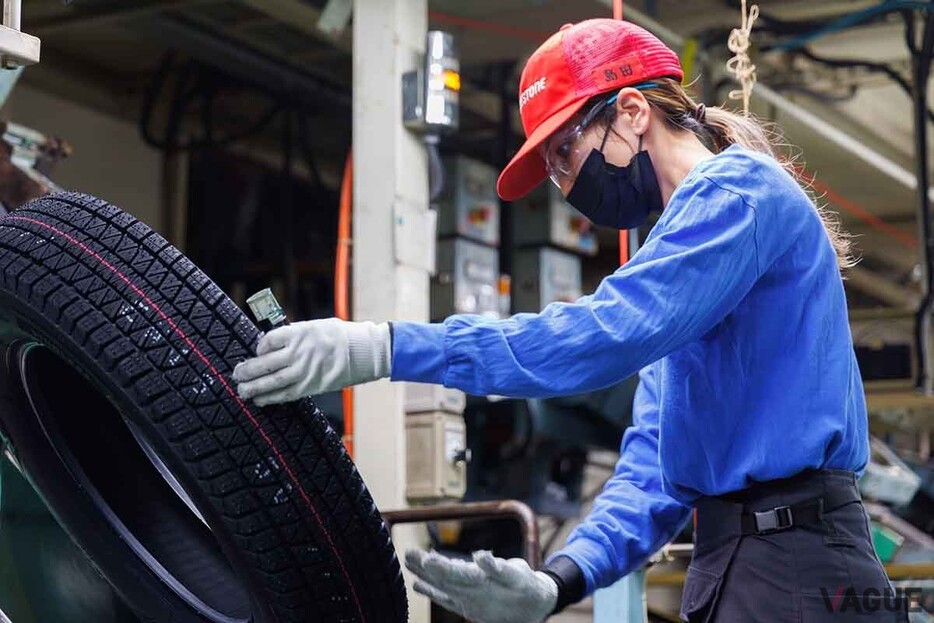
[[405, 382, 466, 415], [432, 238, 500, 320], [512, 183, 597, 256], [406, 412, 468, 501], [512, 247, 582, 313], [438, 156, 500, 246], [852, 314, 915, 390]]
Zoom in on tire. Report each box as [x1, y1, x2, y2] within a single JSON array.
[[0, 191, 407, 622]]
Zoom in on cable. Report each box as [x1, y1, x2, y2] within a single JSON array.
[[720, 0, 840, 34], [139, 53, 287, 152], [799, 49, 910, 90], [424, 135, 445, 205], [798, 48, 934, 123]]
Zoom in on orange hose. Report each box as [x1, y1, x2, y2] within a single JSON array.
[[613, 0, 629, 265], [619, 231, 630, 266], [337, 151, 354, 458], [428, 9, 550, 43]]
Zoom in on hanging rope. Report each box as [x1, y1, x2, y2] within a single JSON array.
[[726, 0, 760, 115]]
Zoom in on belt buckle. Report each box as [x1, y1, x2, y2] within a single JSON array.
[[753, 505, 794, 534]]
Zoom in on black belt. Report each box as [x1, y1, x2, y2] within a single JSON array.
[[738, 484, 860, 535]]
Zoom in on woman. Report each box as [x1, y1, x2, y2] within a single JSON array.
[[233, 19, 905, 623]]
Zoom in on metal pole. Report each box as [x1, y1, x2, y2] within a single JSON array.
[[2, 0, 20, 31], [593, 570, 647, 623], [911, 11, 934, 394]]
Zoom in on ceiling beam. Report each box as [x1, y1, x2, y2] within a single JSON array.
[[846, 265, 920, 309]]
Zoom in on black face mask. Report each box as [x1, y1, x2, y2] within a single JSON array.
[[565, 140, 664, 230]]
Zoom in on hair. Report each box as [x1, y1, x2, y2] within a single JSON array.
[[587, 77, 854, 271]]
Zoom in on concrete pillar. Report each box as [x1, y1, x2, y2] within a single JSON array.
[[352, 1, 430, 621]]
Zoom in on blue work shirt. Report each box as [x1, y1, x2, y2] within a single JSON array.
[[391, 145, 868, 595]]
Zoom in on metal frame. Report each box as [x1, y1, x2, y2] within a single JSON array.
[[0, 0, 37, 67], [382, 500, 541, 568]]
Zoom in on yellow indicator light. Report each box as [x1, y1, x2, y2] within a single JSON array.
[[442, 69, 461, 92]]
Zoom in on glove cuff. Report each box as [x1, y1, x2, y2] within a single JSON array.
[[541, 556, 586, 615], [346, 321, 392, 383]]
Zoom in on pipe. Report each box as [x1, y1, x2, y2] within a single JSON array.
[[597, 0, 706, 61], [911, 12, 934, 395], [382, 500, 541, 568], [337, 151, 354, 457], [2, 0, 20, 31], [612, 0, 632, 266], [427, 10, 549, 43], [770, 1, 934, 53]]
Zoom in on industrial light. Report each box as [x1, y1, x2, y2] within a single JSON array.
[[403, 31, 460, 133]]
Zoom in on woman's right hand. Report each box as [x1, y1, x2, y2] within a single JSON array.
[[232, 318, 391, 406]]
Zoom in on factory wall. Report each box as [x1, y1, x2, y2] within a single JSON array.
[[1, 84, 163, 231]]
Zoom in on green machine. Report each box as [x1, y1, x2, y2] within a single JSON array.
[[0, 452, 139, 622]]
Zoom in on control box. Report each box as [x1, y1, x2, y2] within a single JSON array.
[[512, 183, 597, 256], [431, 238, 500, 320], [852, 313, 915, 390], [405, 382, 466, 415], [406, 412, 468, 501], [512, 247, 582, 313], [438, 156, 500, 246], [402, 31, 459, 133]]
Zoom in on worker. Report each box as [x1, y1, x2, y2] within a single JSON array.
[[233, 18, 905, 623]]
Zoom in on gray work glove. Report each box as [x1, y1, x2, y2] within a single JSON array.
[[405, 549, 558, 623], [233, 318, 391, 406]]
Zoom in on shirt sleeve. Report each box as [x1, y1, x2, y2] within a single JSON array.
[[391, 176, 763, 397], [547, 365, 692, 595]]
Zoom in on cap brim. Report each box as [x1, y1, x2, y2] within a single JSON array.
[[496, 98, 590, 201]]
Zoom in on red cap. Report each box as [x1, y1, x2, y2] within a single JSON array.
[[496, 19, 683, 201]]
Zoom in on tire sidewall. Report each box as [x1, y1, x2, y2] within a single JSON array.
[[0, 292, 270, 623]]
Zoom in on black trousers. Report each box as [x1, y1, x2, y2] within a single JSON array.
[[681, 469, 910, 622]]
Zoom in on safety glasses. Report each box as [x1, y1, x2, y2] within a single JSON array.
[[539, 83, 658, 189]]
